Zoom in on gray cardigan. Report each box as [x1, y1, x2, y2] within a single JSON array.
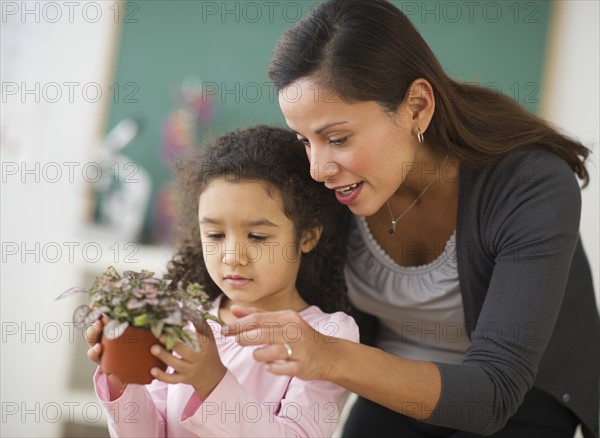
[[350, 147, 599, 436]]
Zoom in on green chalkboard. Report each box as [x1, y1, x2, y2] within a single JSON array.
[[105, 0, 551, 243]]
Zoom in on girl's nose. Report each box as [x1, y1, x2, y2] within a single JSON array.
[[221, 242, 248, 266]]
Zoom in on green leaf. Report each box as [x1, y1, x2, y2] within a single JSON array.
[[165, 333, 178, 350], [133, 314, 149, 327], [203, 313, 225, 326], [150, 320, 164, 339]]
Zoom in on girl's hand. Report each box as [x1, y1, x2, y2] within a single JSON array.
[[222, 305, 337, 382], [84, 318, 127, 399], [150, 319, 227, 399], [85, 319, 103, 366]]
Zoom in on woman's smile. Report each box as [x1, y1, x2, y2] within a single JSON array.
[[333, 181, 364, 204]]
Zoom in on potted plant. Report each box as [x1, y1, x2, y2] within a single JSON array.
[[56, 266, 222, 384]]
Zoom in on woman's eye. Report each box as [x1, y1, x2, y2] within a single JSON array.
[[297, 137, 310, 147], [329, 137, 346, 146], [249, 234, 267, 242]]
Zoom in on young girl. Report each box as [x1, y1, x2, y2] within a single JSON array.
[[85, 125, 359, 437]]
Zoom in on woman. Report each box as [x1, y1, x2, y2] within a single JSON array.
[[223, 1, 599, 436]]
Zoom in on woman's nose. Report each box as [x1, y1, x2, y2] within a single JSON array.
[[309, 147, 339, 182]]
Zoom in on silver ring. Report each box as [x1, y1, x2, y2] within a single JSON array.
[[417, 127, 425, 144], [283, 342, 293, 360]]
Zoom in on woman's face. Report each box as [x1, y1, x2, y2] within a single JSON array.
[[279, 77, 418, 217]]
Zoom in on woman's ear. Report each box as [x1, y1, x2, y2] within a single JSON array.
[[300, 226, 323, 253], [405, 78, 435, 130]]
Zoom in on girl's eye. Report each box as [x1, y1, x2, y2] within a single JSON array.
[[249, 234, 267, 242], [205, 233, 224, 240]]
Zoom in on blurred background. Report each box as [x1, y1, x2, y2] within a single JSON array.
[[1, 1, 598, 436]]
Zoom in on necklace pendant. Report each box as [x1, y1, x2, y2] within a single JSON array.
[[389, 221, 396, 235]]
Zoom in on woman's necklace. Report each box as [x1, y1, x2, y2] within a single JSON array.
[[385, 155, 449, 235]]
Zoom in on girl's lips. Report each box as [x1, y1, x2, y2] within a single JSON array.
[[334, 181, 364, 205], [224, 276, 252, 287]]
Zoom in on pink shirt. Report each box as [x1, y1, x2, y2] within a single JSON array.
[[94, 296, 359, 437]]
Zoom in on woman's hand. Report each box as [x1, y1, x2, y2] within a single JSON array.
[[222, 305, 338, 382], [149, 319, 227, 399]]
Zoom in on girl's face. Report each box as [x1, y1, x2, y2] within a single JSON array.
[[198, 180, 314, 311], [279, 77, 418, 217]]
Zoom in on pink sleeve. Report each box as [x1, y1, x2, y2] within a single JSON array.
[[93, 368, 168, 437], [180, 312, 360, 437]]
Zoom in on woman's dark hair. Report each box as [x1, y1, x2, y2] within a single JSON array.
[[166, 125, 349, 313], [269, 0, 590, 185]]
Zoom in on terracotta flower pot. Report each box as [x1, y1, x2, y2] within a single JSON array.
[[100, 321, 167, 385]]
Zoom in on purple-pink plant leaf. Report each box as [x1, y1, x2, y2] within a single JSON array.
[[55, 287, 86, 300], [126, 299, 147, 310], [162, 309, 182, 325], [73, 305, 101, 328], [182, 307, 205, 328], [142, 277, 161, 284], [82, 307, 103, 326], [103, 320, 129, 340]]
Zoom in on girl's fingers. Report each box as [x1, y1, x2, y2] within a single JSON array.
[[87, 343, 102, 365], [151, 344, 187, 371], [150, 366, 185, 384], [84, 321, 102, 346]]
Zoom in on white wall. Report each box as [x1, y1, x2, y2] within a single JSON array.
[[1, 3, 120, 436], [540, 0, 600, 300], [1, 4, 178, 435]]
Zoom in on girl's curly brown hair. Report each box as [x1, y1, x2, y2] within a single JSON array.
[[166, 125, 350, 313]]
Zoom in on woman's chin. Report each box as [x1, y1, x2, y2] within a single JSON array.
[[346, 202, 380, 218]]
